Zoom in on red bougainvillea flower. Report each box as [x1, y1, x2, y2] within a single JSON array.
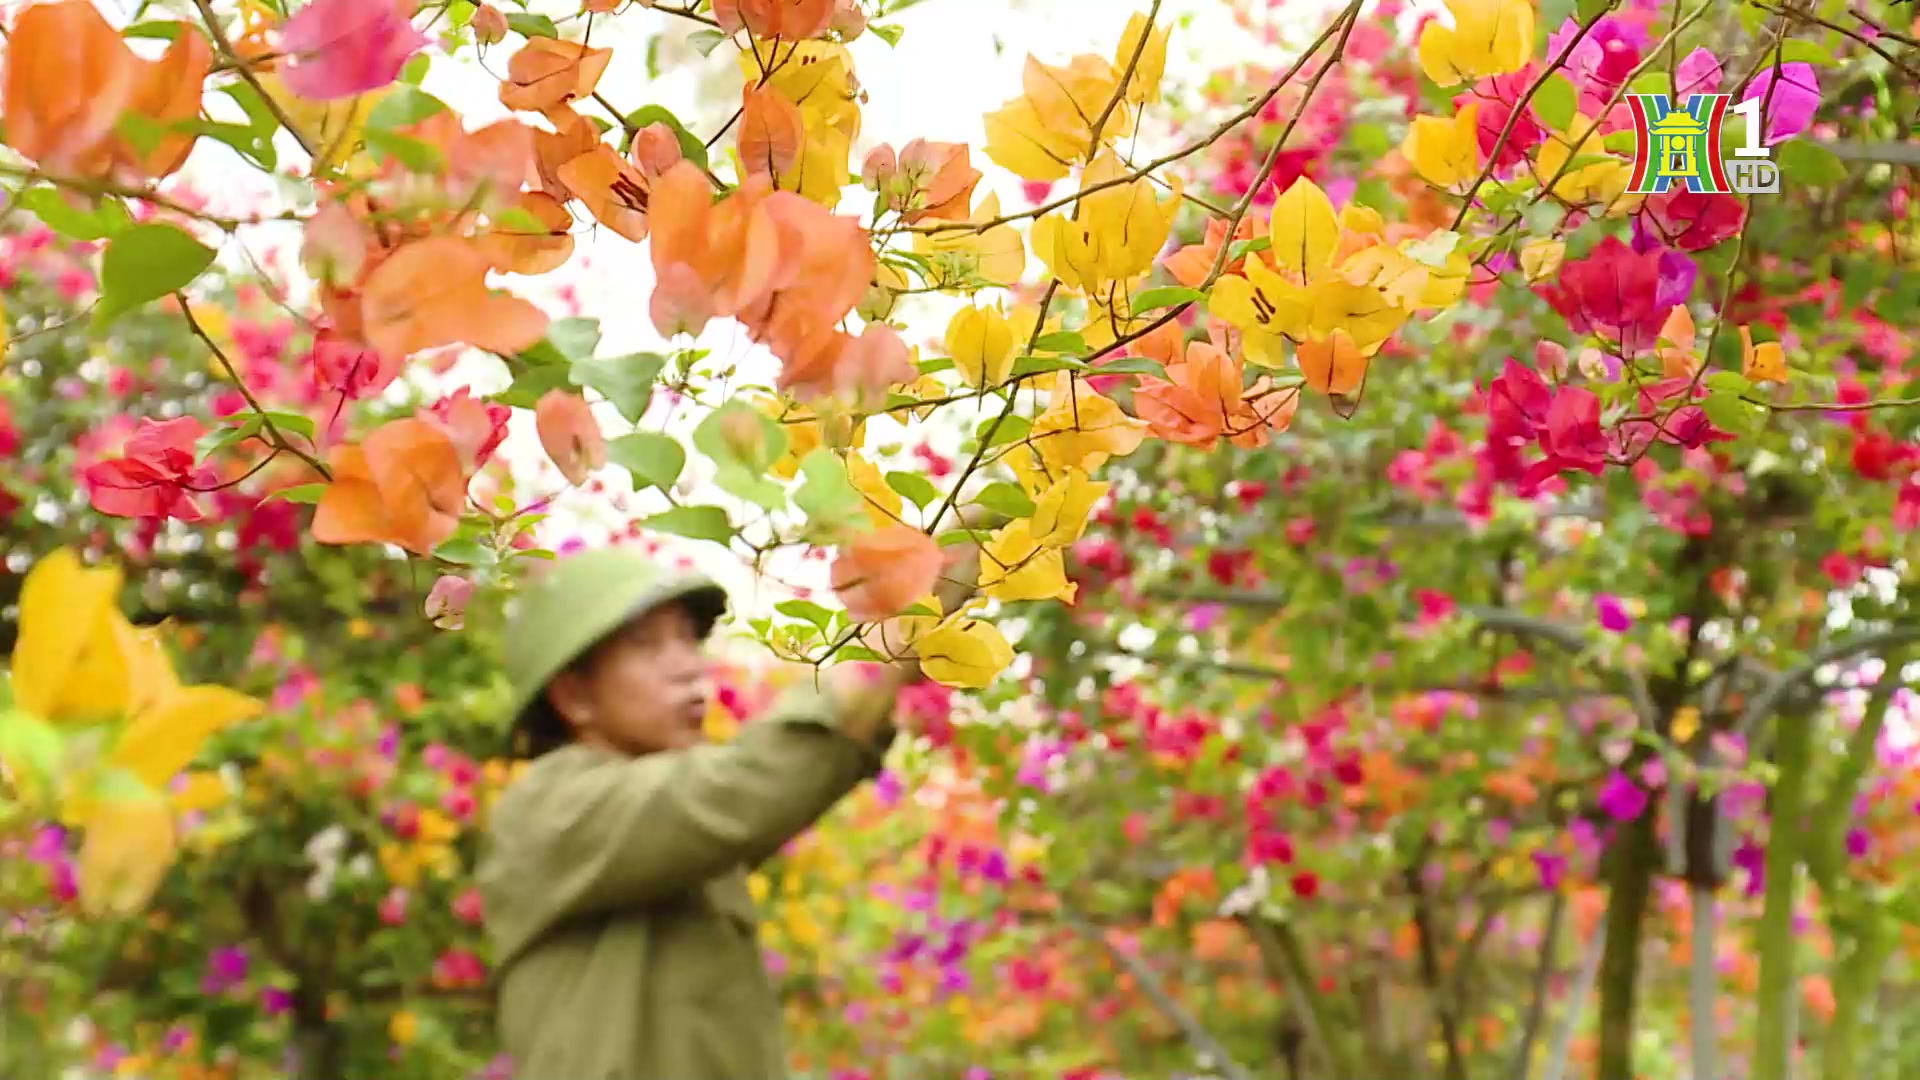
[[1537, 235, 1673, 354], [1638, 189, 1745, 252], [277, 0, 429, 101], [1454, 67, 1543, 171], [82, 416, 209, 522]]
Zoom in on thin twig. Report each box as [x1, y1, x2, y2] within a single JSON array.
[[1062, 912, 1255, 1080], [178, 295, 332, 480], [192, 0, 320, 162]]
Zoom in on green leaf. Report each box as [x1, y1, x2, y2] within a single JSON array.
[[0, 709, 64, 799], [1575, 0, 1611, 20], [623, 105, 710, 171], [122, 20, 184, 39], [364, 129, 445, 173], [688, 28, 729, 55], [495, 363, 572, 409], [216, 84, 279, 169], [777, 599, 835, 631], [979, 415, 1030, 448], [1012, 354, 1087, 377], [1128, 285, 1206, 315], [367, 85, 448, 131], [885, 471, 941, 510], [433, 538, 496, 566], [695, 399, 788, 473], [266, 483, 326, 504], [869, 22, 904, 46], [1346, 122, 1392, 160], [569, 352, 666, 424], [1704, 370, 1755, 396], [256, 411, 316, 442], [641, 505, 735, 544], [196, 416, 263, 465], [607, 432, 686, 492], [973, 481, 1036, 519], [1532, 75, 1578, 133], [1775, 40, 1839, 67], [93, 223, 216, 328], [795, 449, 865, 521], [1777, 139, 1846, 187], [1225, 235, 1272, 262], [1032, 330, 1088, 354], [916, 356, 956, 376], [16, 187, 131, 240], [1702, 390, 1762, 438], [549, 317, 603, 362], [507, 11, 557, 37], [1095, 356, 1169, 380]]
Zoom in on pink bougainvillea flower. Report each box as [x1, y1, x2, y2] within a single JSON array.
[[425, 574, 475, 630], [1740, 62, 1819, 145], [1595, 593, 1633, 633], [1638, 189, 1745, 252], [1597, 769, 1649, 821], [83, 416, 208, 522], [423, 387, 511, 468], [309, 328, 400, 401], [1675, 47, 1723, 97], [278, 0, 428, 101]]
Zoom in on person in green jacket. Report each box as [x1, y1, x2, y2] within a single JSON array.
[[477, 542, 973, 1080]]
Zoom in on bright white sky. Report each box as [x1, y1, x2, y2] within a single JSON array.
[[155, 0, 1319, 618]]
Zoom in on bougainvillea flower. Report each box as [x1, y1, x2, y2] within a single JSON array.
[[1537, 235, 1672, 354], [115, 29, 212, 178], [498, 39, 612, 113], [1482, 357, 1551, 448], [278, 0, 428, 101], [424, 388, 511, 469], [479, 191, 576, 276], [1675, 47, 1723, 97], [358, 237, 548, 359], [1454, 69, 1542, 171], [83, 416, 210, 523], [1163, 215, 1256, 287], [713, 0, 835, 40], [1403, 104, 1481, 188], [867, 140, 982, 224], [912, 614, 1015, 689], [1, 0, 143, 178], [832, 524, 945, 621], [533, 108, 600, 201], [405, 112, 536, 209], [1525, 387, 1610, 488], [1415, 0, 1534, 86], [312, 417, 469, 555], [1596, 770, 1649, 821], [1545, 16, 1641, 114], [10, 548, 127, 723], [738, 86, 805, 179], [556, 144, 653, 243], [1740, 62, 1820, 144], [630, 123, 685, 176], [534, 389, 607, 486], [1638, 189, 1745, 252], [426, 574, 476, 630], [310, 328, 401, 401]]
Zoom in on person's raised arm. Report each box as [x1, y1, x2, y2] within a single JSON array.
[[481, 543, 981, 947]]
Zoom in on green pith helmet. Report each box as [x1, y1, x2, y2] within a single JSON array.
[[503, 545, 729, 752]]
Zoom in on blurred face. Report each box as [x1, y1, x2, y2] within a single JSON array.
[[544, 601, 711, 755]]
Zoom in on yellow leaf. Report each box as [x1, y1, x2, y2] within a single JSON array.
[[78, 795, 177, 916], [779, 104, 854, 206], [944, 304, 1017, 388], [111, 685, 263, 791], [845, 450, 903, 529], [1533, 115, 1640, 210], [1416, 0, 1535, 87], [12, 548, 128, 723], [1028, 372, 1150, 477], [980, 520, 1077, 603], [1741, 325, 1787, 383], [913, 616, 1015, 689], [1029, 468, 1107, 547], [1402, 105, 1481, 188], [1267, 177, 1340, 280], [1112, 10, 1169, 107], [1518, 238, 1564, 282], [981, 96, 1078, 182], [255, 72, 389, 175], [913, 192, 1027, 289]]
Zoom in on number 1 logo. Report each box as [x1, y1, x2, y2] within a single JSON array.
[[1627, 93, 1777, 196]]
